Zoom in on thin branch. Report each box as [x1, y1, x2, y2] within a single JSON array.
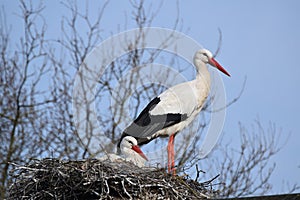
[[208, 76, 247, 113], [213, 28, 223, 58]]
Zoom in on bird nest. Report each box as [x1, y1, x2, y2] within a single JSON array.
[[8, 158, 218, 199]]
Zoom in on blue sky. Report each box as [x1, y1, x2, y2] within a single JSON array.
[[3, 0, 300, 194]]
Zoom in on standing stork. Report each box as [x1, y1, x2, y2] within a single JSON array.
[[118, 49, 230, 174]]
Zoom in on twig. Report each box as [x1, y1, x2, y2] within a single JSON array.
[[195, 164, 205, 182], [202, 174, 220, 185], [121, 179, 132, 199], [208, 76, 247, 113], [213, 28, 223, 58]]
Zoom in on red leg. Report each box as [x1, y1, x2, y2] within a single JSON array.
[[167, 134, 176, 175], [171, 134, 176, 175], [167, 136, 172, 173]]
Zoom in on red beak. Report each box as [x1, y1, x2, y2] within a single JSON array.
[[209, 58, 231, 77], [132, 145, 148, 161]]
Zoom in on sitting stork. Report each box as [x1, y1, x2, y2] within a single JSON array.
[[102, 136, 148, 167]]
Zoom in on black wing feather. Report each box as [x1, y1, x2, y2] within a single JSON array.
[[118, 97, 188, 147]]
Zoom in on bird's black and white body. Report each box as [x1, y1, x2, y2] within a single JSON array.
[[118, 49, 230, 174], [101, 136, 148, 167]]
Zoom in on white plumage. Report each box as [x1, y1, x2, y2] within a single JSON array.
[[120, 136, 148, 167], [149, 75, 210, 139], [101, 136, 148, 168]]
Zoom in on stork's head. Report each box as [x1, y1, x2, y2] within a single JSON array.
[[120, 136, 148, 161], [194, 49, 230, 77]]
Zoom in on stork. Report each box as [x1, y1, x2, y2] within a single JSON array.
[[118, 49, 230, 174], [101, 136, 148, 167], [120, 136, 148, 167]]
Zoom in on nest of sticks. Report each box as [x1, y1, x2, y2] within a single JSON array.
[[8, 158, 218, 199]]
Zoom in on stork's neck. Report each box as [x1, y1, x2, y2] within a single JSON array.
[[121, 147, 146, 167], [121, 146, 132, 157], [121, 147, 139, 159], [194, 60, 211, 88]]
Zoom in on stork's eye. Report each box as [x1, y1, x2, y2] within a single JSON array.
[[128, 140, 133, 145]]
